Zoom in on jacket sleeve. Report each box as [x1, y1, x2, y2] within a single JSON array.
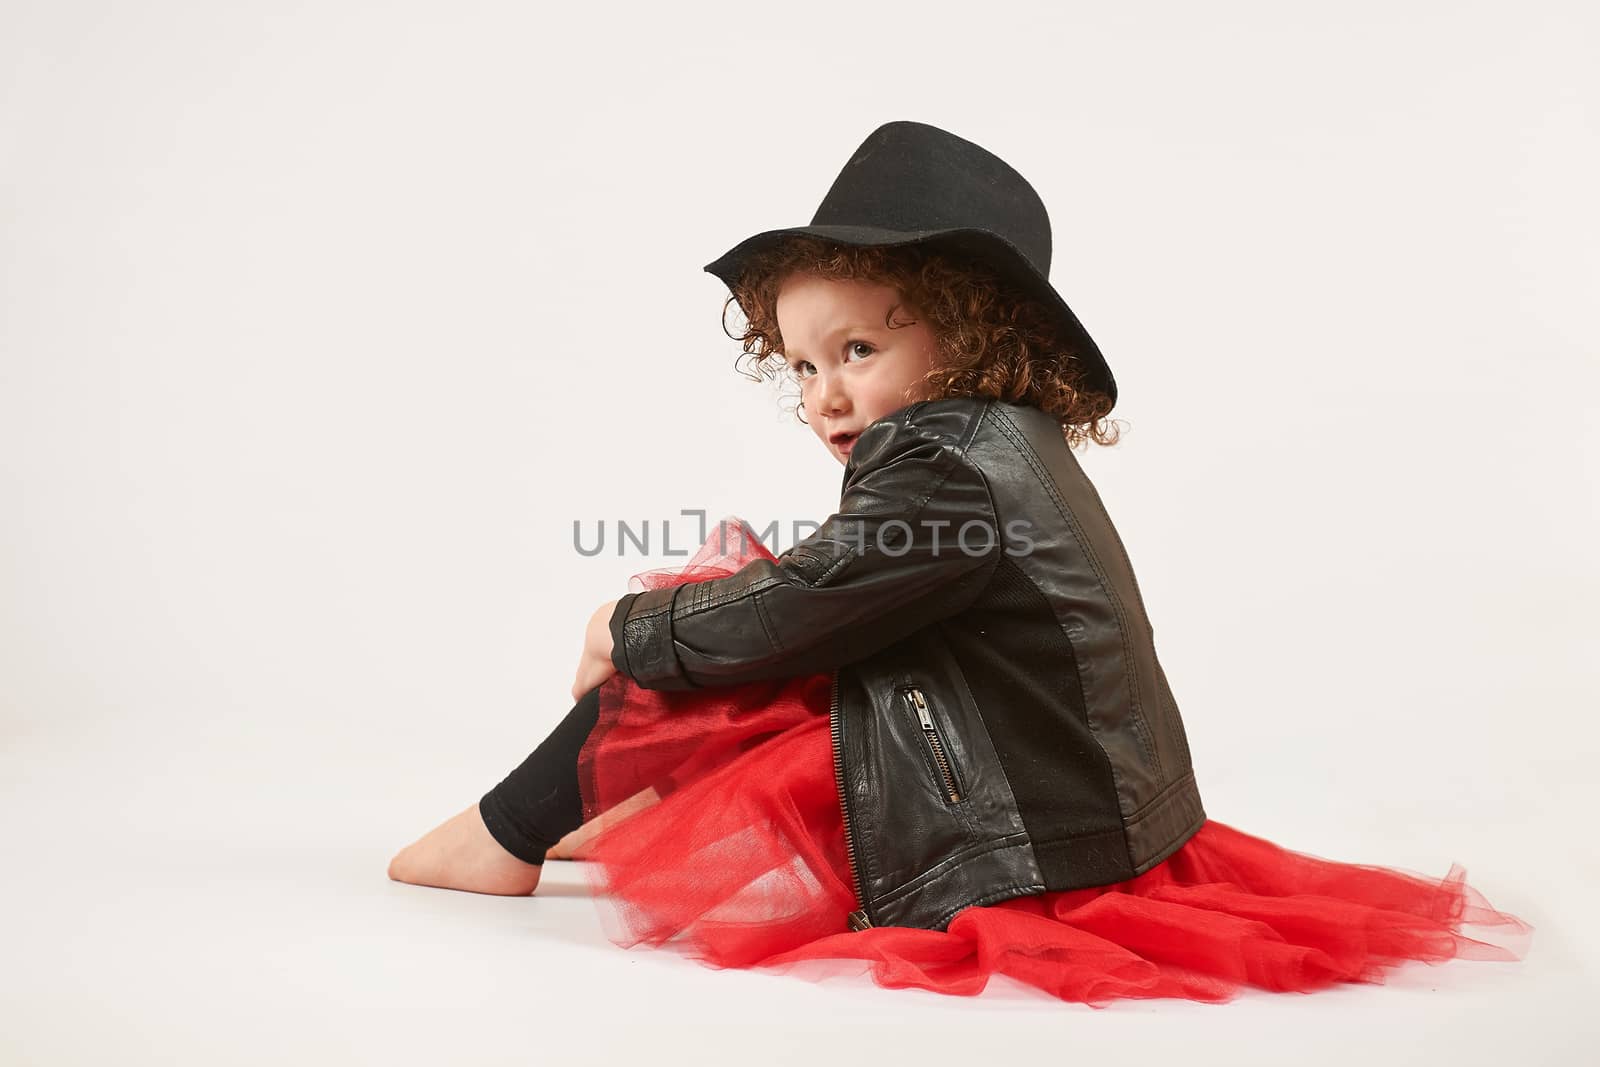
[[608, 401, 1001, 690]]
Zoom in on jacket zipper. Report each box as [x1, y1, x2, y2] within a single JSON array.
[[830, 670, 874, 931], [908, 686, 963, 803]]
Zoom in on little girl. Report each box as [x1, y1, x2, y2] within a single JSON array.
[[388, 120, 1532, 1006]]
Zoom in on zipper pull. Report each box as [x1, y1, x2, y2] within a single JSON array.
[[847, 908, 874, 931], [909, 686, 963, 804]]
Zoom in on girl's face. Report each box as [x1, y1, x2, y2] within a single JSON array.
[[775, 273, 940, 466]]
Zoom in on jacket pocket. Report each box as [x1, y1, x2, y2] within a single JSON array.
[[899, 685, 964, 804]]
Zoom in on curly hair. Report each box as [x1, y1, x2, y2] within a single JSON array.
[[719, 235, 1125, 451]]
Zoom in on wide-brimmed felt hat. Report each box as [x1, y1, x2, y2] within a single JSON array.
[[703, 119, 1117, 407]]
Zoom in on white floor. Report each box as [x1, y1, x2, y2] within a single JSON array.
[[1, 713, 1591, 1067]]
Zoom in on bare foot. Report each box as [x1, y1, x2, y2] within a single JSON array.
[[388, 803, 543, 895]]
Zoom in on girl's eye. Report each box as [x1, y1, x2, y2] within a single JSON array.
[[787, 343, 870, 380]]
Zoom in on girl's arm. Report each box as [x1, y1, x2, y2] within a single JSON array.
[[609, 402, 1000, 691]]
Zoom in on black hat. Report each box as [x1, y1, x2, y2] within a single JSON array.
[[703, 119, 1116, 407]]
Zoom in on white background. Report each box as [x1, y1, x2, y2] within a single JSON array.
[[2, 1, 1595, 1063]]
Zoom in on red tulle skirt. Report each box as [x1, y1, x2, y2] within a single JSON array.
[[570, 518, 1532, 1006]]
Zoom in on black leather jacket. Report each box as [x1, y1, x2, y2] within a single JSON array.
[[609, 396, 1206, 931]]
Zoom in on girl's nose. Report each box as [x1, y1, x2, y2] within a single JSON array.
[[817, 373, 849, 416]]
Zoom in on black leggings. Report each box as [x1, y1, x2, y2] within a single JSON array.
[[477, 686, 601, 866]]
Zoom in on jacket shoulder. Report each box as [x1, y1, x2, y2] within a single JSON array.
[[846, 397, 991, 478]]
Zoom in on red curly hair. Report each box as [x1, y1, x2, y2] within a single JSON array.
[[719, 235, 1125, 451]]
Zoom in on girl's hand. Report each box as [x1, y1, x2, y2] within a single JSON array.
[[571, 598, 622, 702]]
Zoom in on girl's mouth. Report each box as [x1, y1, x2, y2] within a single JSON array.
[[833, 432, 860, 454]]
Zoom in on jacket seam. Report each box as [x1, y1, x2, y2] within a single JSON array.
[[674, 574, 786, 615], [624, 584, 693, 687], [1129, 803, 1207, 876], [1025, 827, 1127, 850], [934, 882, 1047, 930], [988, 408, 1164, 783], [870, 831, 1031, 908], [925, 796, 1203, 929], [753, 587, 783, 654], [623, 585, 676, 624], [1125, 768, 1197, 824]]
